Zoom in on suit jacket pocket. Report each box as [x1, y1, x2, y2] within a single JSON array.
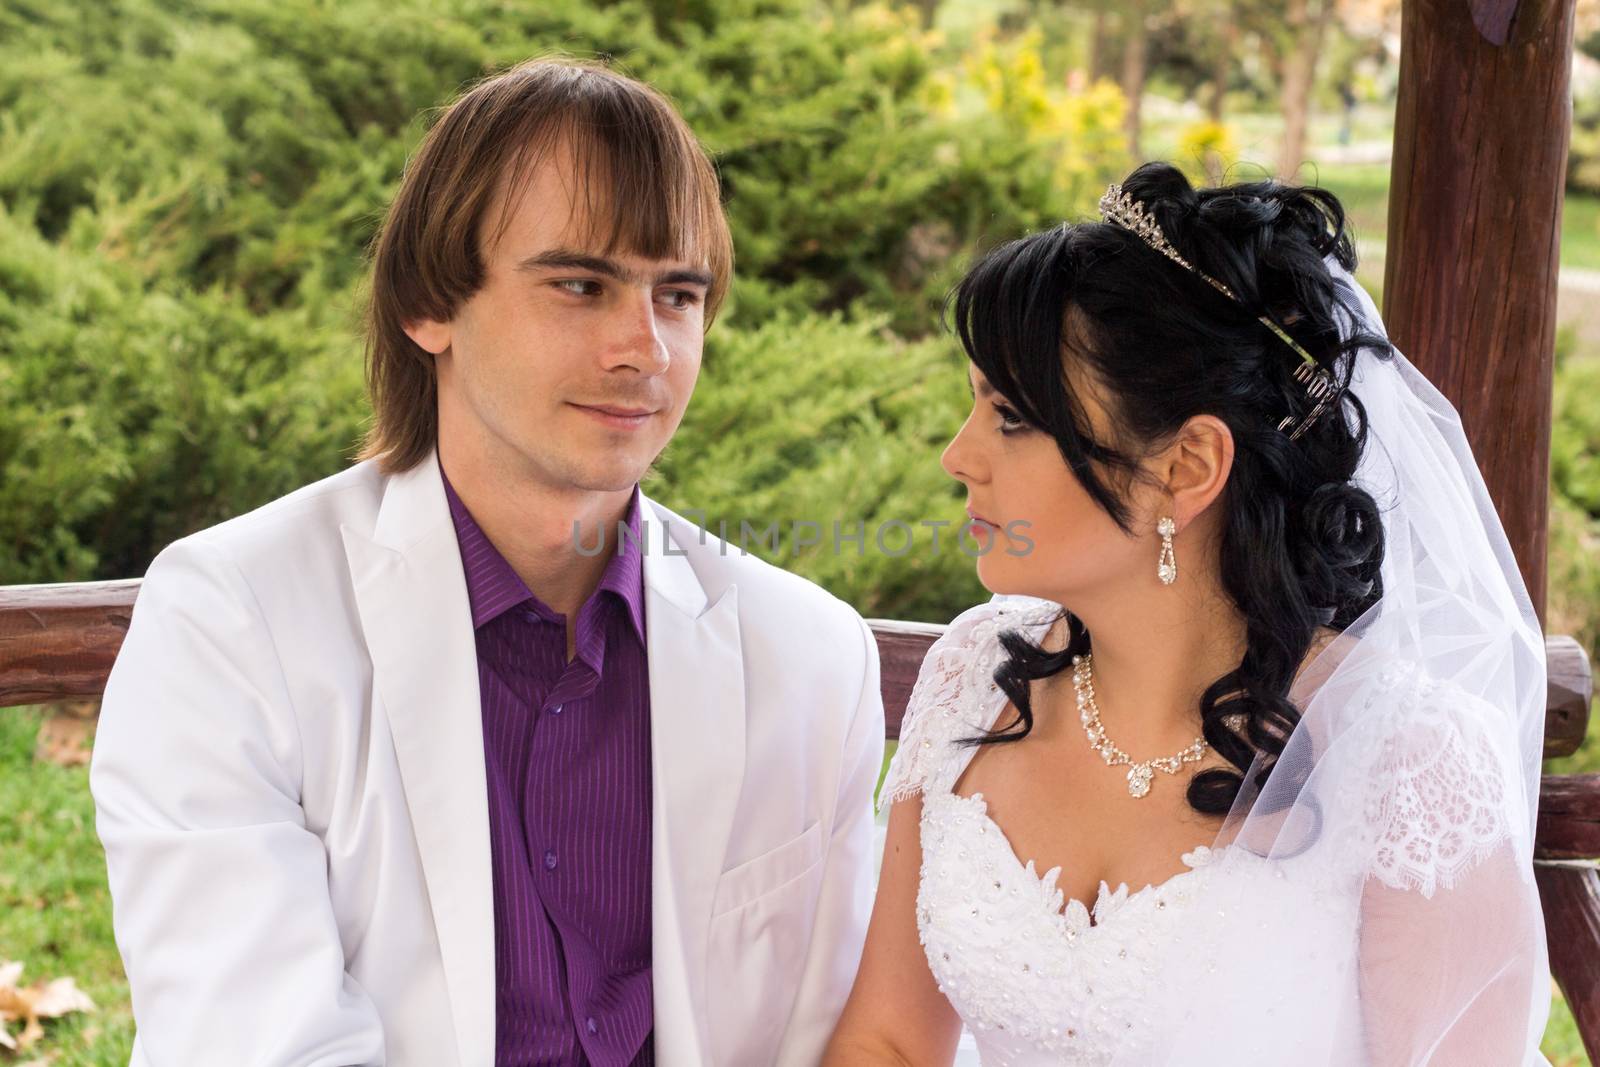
[[711, 819, 824, 917], [704, 820, 828, 1066]]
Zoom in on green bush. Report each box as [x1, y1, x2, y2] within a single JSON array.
[[1568, 89, 1600, 196], [0, 0, 1128, 615], [1550, 343, 1600, 672], [1552, 345, 1600, 520], [0, 203, 368, 584], [0, 0, 1110, 325]]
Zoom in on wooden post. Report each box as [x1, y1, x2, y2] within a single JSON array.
[[1535, 865, 1600, 1057], [1384, 0, 1589, 1053], [1382, 0, 1576, 619]]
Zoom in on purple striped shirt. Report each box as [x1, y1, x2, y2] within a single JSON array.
[[442, 471, 654, 1067]]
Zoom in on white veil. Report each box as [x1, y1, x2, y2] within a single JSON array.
[[1108, 260, 1551, 1064]]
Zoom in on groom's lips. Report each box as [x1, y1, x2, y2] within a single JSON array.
[[570, 402, 657, 430]]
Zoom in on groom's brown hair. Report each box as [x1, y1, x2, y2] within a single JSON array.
[[359, 56, 734, 473]]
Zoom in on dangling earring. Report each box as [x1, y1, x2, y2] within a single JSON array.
[[1157, 517, 1177, 585]]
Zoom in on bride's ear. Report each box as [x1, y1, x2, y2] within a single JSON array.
[[1156, 414, 1234, 532]]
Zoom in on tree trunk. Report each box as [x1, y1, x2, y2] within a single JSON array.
[[1089, 9, 1111, 83], [1277, 0, 1333, 177], [1209, 6, 1236, 123], [1121, 4, 1148, 159]]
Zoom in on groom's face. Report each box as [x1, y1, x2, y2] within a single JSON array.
[[409, 140, 713, 494]]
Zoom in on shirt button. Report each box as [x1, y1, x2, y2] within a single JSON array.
[[543, 850, 558, 871], [549, 703, 563, 715], [586, 1017, 598, 1035]]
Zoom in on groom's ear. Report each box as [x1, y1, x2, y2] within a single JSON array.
[[1159, 414, 1234, 529], [403, 317, 452, 356]]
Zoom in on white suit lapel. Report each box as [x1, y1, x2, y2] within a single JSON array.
[[641, 500, 747, 1064], [340, 451, 495, 1067]]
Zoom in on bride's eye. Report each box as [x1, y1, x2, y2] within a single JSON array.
[[993, 402, 1027, 435]]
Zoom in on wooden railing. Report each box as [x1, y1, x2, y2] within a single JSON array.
[[2, 581, 1596, 1054]]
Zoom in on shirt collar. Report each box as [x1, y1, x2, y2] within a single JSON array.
[[597, 488, 646, 643], [440, 467, 646, 645]]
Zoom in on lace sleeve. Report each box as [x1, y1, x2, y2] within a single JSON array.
[[1357, 665, 1523, 898], [878, 600, 1020, 811], [1350, 665, 1544, 1063]]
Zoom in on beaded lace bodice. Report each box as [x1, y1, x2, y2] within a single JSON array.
[[879, 598, 1520, 1066]]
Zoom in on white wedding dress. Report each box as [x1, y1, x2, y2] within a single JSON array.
[[878, 596, 1539, 1066]]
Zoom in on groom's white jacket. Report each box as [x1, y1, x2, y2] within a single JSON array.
[[90, 448, 884, 1067]]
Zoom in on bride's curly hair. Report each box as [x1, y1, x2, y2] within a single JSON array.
[[951, 162, 1393, 816]]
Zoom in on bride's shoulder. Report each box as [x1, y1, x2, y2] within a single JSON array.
[[934, 594, 1061, 657], [1339, 654, 1508, 743], [1323, 654, 1530, 895], [878, 596, 1060, 809], [916, 595, 1063, 708]]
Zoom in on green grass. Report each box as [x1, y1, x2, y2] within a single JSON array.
[[1560, 192, 1600, 272], [1301, 161, 1392, 247], [1548, 984, 1591, 1067], [0, 708, 134, 1063]]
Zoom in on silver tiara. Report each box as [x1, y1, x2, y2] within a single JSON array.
[[1098, 183, 1338, 441]]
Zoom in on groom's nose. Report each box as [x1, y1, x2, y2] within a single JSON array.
[[603, 291, 671, 375]]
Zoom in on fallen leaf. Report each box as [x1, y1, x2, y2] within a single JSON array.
[[28, 979, 93, 1018], [15, 1016, 42, 1050], [32, 702, 97, 768], [0, 961, 96, 1050]]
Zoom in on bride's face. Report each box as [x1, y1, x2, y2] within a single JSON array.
[[941, 363, 1158, 603]]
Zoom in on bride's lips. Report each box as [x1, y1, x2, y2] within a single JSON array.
[[570, 403, 657, 430], [965, 505, 997, 529]]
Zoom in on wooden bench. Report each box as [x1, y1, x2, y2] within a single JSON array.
[[2, 580, 1596, 1055]]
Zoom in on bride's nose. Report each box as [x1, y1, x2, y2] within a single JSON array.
[[941, 416, 986, 486]]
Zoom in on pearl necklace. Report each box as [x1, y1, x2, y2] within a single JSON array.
[[1072, 652, 1209, 799]]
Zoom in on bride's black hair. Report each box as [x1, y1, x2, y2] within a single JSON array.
[[950, 161, 1392, 816]]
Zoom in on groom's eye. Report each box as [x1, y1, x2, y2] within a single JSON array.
[[657, 288, 703, 310]]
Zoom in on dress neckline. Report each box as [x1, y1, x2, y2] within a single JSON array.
[[941, 600, 1226, 935], [938, 789, 1223, 932]]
